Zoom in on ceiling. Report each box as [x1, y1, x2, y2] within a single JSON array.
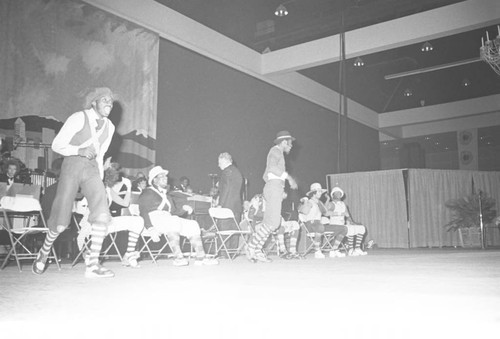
[[154, 0, 500, 114]]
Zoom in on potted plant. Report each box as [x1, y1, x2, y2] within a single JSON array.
[[444, 192, 497, 248]]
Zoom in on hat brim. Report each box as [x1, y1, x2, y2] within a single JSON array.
[[148, 169, 169, 186], [307, 188, 327, 196], [274, 136, 296, 144]]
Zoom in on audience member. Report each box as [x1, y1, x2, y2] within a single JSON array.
[[132, 176, 147, 193], [0, 159, 21, 187], [176, 176, 193, 193]]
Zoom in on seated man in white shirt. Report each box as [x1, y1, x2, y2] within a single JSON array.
[[299, 183, 348, 259], [324, 186, 367, 256], [138, 166, 218, 266]]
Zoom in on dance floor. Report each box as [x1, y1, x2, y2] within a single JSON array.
[[1, 248, 499, 339]]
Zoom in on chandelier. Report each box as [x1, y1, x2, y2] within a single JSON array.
[[480, 26, 500, 75]]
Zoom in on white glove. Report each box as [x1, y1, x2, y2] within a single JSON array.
[[183, 205, 193, 215], [148, 227, 161, 242]]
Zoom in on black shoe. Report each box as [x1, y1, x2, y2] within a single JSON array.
[[32, 251, 48, 275]]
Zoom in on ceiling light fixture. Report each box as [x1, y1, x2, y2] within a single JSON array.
[[421, 41, 433, 52], [353, 57, 364, 67], [461, 78, 471, 87], [275, 4, 288, 17], [479, 25, 500, 75], [403, 88, 413, 97]]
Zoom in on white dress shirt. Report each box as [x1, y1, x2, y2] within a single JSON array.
[[52, 108, 115, 178]]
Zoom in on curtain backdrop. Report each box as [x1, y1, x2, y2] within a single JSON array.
[[408, 169, 473, 248], [326, 170, 408, 248], [0, 0, 158, 173], [472, 171, 500, 246]]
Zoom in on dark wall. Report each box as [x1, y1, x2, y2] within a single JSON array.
[[156, 39, 380, 197]]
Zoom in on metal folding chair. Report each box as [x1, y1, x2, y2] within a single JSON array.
[[298, 214, 348, 256], [0, 185, 61, 272], [208, 207, 251, 260], [71, 198, 123, 266]]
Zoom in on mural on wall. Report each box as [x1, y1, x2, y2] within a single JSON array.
[[0, 0, 159, 174]]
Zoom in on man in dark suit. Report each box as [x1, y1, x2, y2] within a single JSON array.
[[0, 160, 21, 187], [216, 152, 243, 253]]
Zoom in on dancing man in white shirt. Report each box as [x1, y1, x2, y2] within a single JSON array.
[[33, 87, 116, 278]]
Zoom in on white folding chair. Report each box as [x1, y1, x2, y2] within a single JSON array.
[[209, 207, 251, 260], [0, 185, 61, 272]]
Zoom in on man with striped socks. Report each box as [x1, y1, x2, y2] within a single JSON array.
[[33, 87, 116, 278], [246, 131, 298, 263]]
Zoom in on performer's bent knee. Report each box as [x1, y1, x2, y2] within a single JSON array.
[[94, 212, 112, 226], [56, 225, 68, 233]]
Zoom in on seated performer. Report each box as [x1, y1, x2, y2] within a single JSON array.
[[325, 186, 367, 256], [138, 166, 218, 266], [77, 165, 145, 268], [247, 192, 301, 259], [299, 183, 347, 259], [107, 162, 132, 217]]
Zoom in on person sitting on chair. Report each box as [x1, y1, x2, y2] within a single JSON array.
[[247, 192, 301, 259], [138, 166, 218, 266], [175, 176, 193, 193], [75, 164, 145, 268], [325, 186, 367, 256], [132, 176, 147, 193], [299, 183, 347, 259], [0, 159, 21, 188]]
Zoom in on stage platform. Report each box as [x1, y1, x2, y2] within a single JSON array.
[[1, 248, 499, 339]]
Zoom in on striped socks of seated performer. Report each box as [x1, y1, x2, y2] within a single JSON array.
[[346, 235, 354, 251], [87, 223, 107, 266], [289, 235, 298, 254], [277, 234, 287, 253], [190, 235, 205, 258], [126, 232, 140, 254], [355, 235, 363, 249]]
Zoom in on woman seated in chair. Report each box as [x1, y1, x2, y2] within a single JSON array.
[[299, 183, 347, 259], [324, 186, 367, 256]]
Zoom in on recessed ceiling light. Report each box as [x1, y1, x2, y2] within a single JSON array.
[[461, 78, 471, 87], [421, 41, 433, 52], [353, 57, 364, 67], [275, 4, 288, 17]]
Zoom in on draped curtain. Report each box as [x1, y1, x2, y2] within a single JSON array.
[[326, 170, 408, 248], [472, 171, 500, 246], [407, 169, 473, 248], [0, 0, 159, 172]]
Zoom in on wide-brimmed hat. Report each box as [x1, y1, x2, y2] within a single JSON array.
[[307, 182, 327, 196], [330, 186, 344, 198], [274, 130, 296, 144], [84, 87, 115, 109], [148, 166, 169, 186]]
